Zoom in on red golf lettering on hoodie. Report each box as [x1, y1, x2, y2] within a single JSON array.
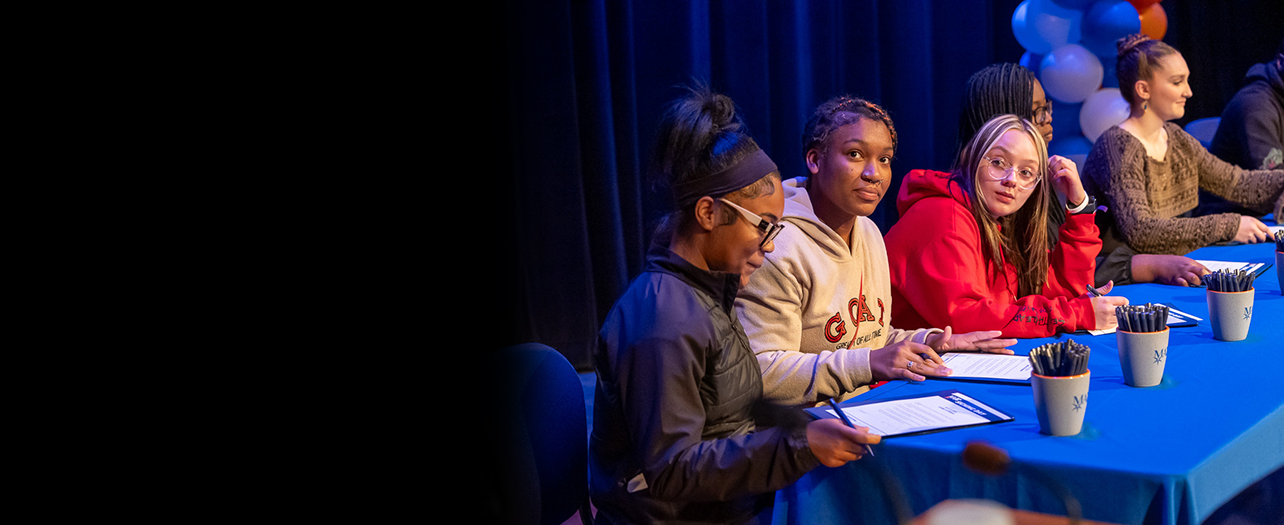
[[825, 312, 846, 343]]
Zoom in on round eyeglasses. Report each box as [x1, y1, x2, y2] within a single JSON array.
[[719, 198, 785, 248], [981, 156, 1040, 191]]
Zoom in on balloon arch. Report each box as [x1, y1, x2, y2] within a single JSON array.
[[1012, 0, 1167, 168]]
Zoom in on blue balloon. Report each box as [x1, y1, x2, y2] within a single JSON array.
[[1021, 51, 1046, 77], [1050, 0, 1095, 9], [1080, 0, 1141, 58], [1100, 54, 1120, 88], [1012, 1, 1046, 55], [1013, 0, 1083, 55]]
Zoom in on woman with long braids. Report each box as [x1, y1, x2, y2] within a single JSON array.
[[957, 63, 1055, 156], [884, 114, 1128, 338], [1081, 34, 1283, 276], [735, 95, 1015, 409], [959, 62, 1211, 288]]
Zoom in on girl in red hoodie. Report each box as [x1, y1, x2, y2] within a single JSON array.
[[884, 114, 1128, 338]]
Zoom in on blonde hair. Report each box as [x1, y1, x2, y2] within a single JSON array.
[[951, 114, 1051, 298]]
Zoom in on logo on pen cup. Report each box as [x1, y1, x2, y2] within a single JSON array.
[[1073, 394, 1087, 411], [1243, 307, 1252, 321], [1153, 348, 1166, 365]]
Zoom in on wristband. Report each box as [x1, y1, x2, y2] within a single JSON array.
[[1067, 196, 1096, 214]]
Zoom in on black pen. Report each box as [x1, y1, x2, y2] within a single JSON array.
[[827, 398, 874, 457], [1085, 284, 1103, 297]]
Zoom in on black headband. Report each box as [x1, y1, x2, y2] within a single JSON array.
[[672, 148, 778, 209]]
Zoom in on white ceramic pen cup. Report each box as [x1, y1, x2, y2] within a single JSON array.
[[1031, 370, 1090, 436], [1207, 288, 1255, 342], [1116, 327, 1168, 387]]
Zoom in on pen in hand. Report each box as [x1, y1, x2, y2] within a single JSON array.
[[1085, 284, 1103, 297], [827, 398, 875, 457]]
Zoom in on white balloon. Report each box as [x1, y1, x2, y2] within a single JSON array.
[[1079, 88, 1131, 142], [1040, 44, 1104, 103]]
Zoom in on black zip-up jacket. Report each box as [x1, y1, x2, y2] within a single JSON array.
[[589, 244, 820, 525], [1200, 57, 1284, 216]]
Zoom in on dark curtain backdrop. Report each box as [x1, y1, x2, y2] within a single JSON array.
[[495, 0, 1284, 370]]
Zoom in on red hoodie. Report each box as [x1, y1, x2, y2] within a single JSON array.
[[884, 169, 1101, 338]]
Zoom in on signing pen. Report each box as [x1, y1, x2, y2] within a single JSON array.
[[1085, 284, 1103, 297], [827, 398, 874, 457]]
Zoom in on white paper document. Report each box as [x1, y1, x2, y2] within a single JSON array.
[[827, 391, 1007, 437], [1196, 260, 1268, 276], [1086, 305, 1202, 336], [940, 353, 1032, 381]]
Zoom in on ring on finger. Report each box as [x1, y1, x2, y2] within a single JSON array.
[[906, 361, 915, 370]]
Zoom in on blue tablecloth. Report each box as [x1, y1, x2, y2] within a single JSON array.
[[774, 240, 1283, 525]]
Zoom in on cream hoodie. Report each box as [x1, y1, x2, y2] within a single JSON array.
[[736, 177, 939, 407]]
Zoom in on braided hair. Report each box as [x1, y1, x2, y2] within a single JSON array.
[[802, 95, 898, 157], [955, 63, 1037, 159], [954, 63, 1064, 245], [1115, 33, 1180, 106]]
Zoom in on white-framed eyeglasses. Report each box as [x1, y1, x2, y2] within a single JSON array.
[[719, 198, 785, 247], [981, 156, 1041, 191]]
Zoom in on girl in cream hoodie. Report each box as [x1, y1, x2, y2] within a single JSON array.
[[736, 96, 1015, 407]]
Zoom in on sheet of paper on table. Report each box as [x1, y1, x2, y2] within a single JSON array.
[[1197, 260, 1270, 275], [1086, 305, 1202, 335], [825, 390, 1012, 437], [939, 353, 1032, 382]]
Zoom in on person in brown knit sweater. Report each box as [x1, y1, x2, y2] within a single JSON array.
[[1082, 34, 1284, 286]]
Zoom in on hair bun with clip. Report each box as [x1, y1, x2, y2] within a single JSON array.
[[1116, 33, 1150, 58]]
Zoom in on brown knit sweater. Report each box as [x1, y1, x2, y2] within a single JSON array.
[[1082, 123, 1284, 256]]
